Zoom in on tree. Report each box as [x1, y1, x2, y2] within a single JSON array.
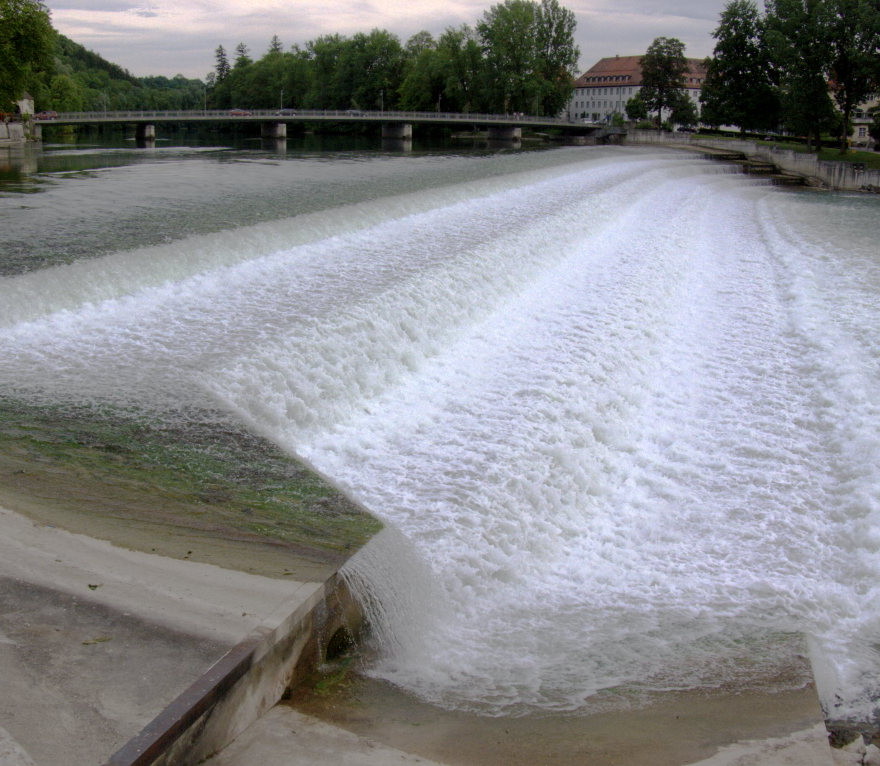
[[533, 0, 580, 115], [0, 0, 55, 110], [670, 91, 699, 126], [477, 0, 578, 115], [869, 107, 880, 145], [478, 0, 541, 112], [625, 91, 648, 121], [214, 44, 230, 81], [268, 35, 283, 54], [764, 0, 838, 150], [822, 0, 880, 152], [700, 0, 780, 131], [234, 42, 251, 69], [436, 25, 484, 112], [399, 36, 444, 110], [639, 37, 690, 128]]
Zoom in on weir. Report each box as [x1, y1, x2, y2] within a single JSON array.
[[2, 145, 880, 743]]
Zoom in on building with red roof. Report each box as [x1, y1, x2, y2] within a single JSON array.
[[567, 55, 707, 124]]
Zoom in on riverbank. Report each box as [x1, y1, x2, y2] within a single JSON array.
[[625, 129, 880, 192]]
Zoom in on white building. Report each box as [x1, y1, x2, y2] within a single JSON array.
[[567, 55, 706, 124], [851, 95, 878, 149]]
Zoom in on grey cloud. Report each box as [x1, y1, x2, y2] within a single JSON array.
[[584, 0, 722, 23], [45, 0, 141, 10]]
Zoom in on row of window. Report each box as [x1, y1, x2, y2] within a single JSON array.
[[574, 87, 636, 97], [583, 75, 633, 83]]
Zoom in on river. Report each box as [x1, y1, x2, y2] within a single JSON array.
[[1, 135, 879, 725]]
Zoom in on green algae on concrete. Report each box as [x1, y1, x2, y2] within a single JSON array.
[[0, 397, 382, 579]]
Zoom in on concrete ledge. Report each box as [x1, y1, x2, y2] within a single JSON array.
[[105, 574, 361, 766], [625, 129, 880, 192]]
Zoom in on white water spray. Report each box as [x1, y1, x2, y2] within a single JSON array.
[[2, 147, 879, 719]]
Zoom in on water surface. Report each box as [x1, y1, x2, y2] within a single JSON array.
[[2, 139, 878, 722]]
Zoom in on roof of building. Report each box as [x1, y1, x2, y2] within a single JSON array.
[[574, 55, 707, 89]]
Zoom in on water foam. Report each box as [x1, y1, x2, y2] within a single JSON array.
[[2, 148, 879, 719]]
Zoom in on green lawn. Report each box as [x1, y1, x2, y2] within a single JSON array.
[[0, 397, 382, 562]]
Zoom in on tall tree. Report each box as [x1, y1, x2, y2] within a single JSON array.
[[437, 25, 484, 112], [534, 0, 580, 115], [234, 42, 252, 69], [478, 0, 541, 113], [822, 0, 880, 151], [700, 0, 780, 131], [214, 44, 230, 81], [268, 35, 283, 54], [764, 0, 838, 150], [477, 0, 578, 115], [0, 0, 55, 110], [399, 33, 444, 110], [639, 37, 690, 128]]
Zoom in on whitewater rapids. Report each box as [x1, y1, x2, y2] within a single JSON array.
[[2, 147, 878, 720]]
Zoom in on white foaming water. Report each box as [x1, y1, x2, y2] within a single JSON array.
[[2, 148, 879, 719]]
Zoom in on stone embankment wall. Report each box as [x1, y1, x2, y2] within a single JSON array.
[[627, 129, 880, 192], [0, 122, 27, 144]]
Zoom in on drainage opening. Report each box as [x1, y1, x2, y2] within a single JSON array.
[[325, 626, 355, 661]]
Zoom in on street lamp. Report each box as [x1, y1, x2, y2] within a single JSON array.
[[280, 88, 284, 110]]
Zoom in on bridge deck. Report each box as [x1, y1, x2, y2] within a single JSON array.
[[35, 108, 606, 132]]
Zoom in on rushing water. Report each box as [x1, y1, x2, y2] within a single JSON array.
[[2, 139, 879, 722]]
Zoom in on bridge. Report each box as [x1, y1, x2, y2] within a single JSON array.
[[33, 108, 622, 143]]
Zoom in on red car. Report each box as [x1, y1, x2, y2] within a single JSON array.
[[229, 108, 252, 116], [35, 111, 58, 120]]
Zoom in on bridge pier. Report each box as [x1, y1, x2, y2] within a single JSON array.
[[135, 123, 155, 140], [261, 122, 287, 139], [135, 123, 155, 147], [487, 125, 522, 140], [381, 122, 412, 140]]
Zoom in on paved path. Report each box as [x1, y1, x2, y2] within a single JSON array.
[[0, 505, 319, 766]]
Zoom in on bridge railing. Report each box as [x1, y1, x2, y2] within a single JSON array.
[[47, 109, 576, 126]]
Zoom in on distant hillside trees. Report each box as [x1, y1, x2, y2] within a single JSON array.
[[14, 0, 579, 117]]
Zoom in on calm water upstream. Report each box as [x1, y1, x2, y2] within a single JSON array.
[[1, 137, 879, 723]]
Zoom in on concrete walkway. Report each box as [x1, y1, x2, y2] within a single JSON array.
[[0, 505, 320, 766]]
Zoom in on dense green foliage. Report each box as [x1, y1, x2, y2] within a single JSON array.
[[703, 0, 880, 151], [13, 31, 206, 112], [209, 0, 579, 115], [638, 37, 694, 128], [699, 0, 780, 132], [7, 0, 578, 117], [0, 0, 54, 110]]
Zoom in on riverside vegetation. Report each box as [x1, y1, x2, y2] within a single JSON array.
[[0, 397, 381, 575]]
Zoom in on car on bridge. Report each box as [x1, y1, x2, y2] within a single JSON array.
[[35, 111, 58, 120], [229, 109, 252, 117], [276, 108, 297, 116]]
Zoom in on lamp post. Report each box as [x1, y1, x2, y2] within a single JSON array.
[[280, 88, 284, 110]]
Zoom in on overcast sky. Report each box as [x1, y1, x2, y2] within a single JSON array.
[[43, 0, 727, 80]]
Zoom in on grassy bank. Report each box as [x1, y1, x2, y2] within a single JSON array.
[[0, 397, 381, 579]]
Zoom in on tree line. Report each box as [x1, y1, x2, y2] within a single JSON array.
[[207, 0, 579, 117], [1, 0, 579, 118], [1, 0, 208, 112], [699, 0, 880, 151]]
